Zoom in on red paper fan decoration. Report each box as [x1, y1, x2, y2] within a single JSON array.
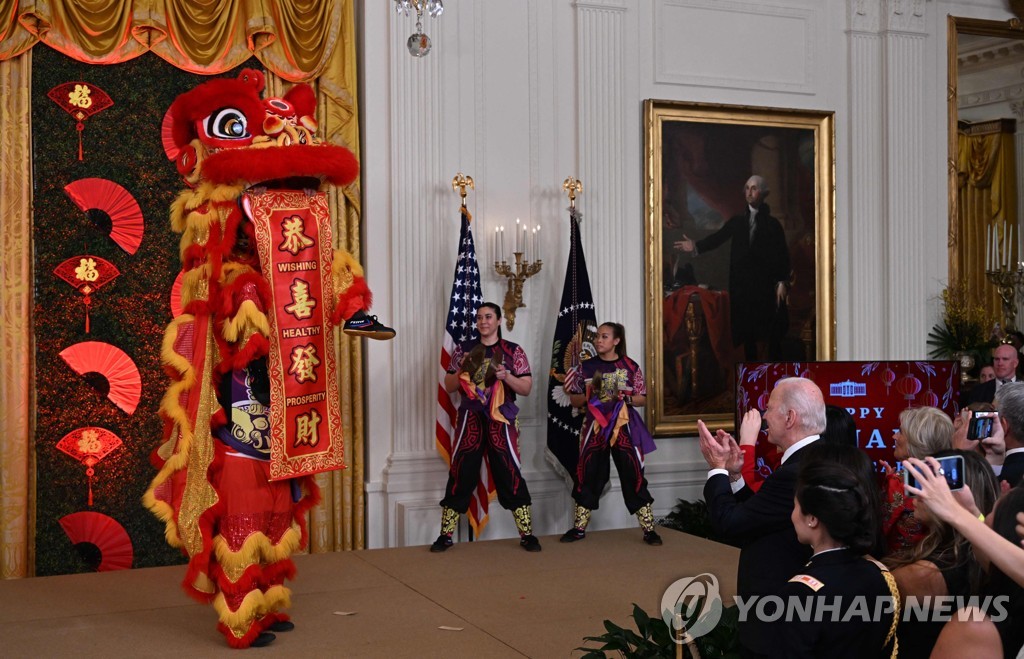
[[64, 178, 144, 255], [59, 512, 133, 571], [59, 341, 142, 415], [47, 82, 114, 161], [56, 427, 123, 506], [53, 256, 121, 334], [170, 271, 184, 318]]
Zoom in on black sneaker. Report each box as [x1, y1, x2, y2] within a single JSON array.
[[560, 528, 586, 543], [343, 310, 396, 340], [430, 534, 453, 552], [643, 530, 663, 546], [268, 620, 294, 632], [520, 534, 542, 552], [251, 632, 276, 648]]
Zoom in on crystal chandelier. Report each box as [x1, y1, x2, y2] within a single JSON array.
[[394, 0, 444, 57]]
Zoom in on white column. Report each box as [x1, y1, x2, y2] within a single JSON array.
[[882, 0, 929, 358], [577, 0, 629, 319], [846, 0, 886, 359]]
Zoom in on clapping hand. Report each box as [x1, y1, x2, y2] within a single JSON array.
[[697, 420, 744, 476]]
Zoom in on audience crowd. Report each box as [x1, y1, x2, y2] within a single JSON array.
[[697, 361, 1024, 659]]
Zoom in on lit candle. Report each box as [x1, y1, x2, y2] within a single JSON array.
[[987, 224, 995, 270], [988, 224, 994, 271], [499, 226, 505, 261], [535, 224, 540, 260], [494, 226, 499, 264], [522, 223, 528, 258], [1004, 225, 1010, 269], [515, 217, 521, 253]]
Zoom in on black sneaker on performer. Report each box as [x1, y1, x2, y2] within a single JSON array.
[[343, 309, 396, 340]]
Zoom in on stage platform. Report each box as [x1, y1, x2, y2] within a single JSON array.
[[0, 528, 739, 658]]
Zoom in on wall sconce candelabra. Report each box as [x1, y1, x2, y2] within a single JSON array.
[[394, 0, 444, 57], [985, 223, 1022, 333], [494, 217, 542, 331]]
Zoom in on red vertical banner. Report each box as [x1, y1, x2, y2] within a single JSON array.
[[243, 191, 346, 480]]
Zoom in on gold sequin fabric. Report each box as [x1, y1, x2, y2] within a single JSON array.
[[635, 503, 655, 532], [512, 504, 533, 536]]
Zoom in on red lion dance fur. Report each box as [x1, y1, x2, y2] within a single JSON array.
[[143, 69, 376, 648]]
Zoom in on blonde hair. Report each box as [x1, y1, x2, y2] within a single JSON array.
[[898, 406, 953, 458]]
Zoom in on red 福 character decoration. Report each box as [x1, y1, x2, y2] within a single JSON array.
[[47, 82, 114, 161], [53, 255, 120, 333]]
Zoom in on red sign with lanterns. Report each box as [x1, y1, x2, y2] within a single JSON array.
[[736, 360, 960, 476]]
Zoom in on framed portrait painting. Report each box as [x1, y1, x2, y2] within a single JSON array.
[[643, 100, 835, 436]]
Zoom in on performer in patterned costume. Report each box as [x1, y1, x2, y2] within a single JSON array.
[[563, 322, 661, 545], [431, 302, 541, 552], [143, 68, 392, 649]]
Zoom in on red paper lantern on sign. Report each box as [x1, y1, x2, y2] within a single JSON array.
[[757, 391, 770, 410], [881, 367, 896, 393], [47, 82, 114, 161], [56, 427, 123, 506], [53, 255, 120, 334], [923, 389, 940, 407], [896, 373, 922, 400]]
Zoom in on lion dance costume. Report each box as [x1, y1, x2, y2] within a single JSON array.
[[144, 69, 392, 649]]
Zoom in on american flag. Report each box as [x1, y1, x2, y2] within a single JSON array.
[[436, 206, 493, 537]]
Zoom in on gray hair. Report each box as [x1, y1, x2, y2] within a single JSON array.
[[996, 382, 1024, 442], [746, 175, 770, 195], [897, 406, 953, 458], [775, 377, 826, 434]]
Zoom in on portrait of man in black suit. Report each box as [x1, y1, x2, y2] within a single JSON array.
[[676, 175, 790, 361]]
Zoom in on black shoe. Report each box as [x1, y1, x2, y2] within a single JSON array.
[[251, 632, 276, 648], [520, 534, 542, 552], [268, 620, 294, 632], [560, 528, 586, 543], [643, 530, 663, 546], [430, 534, 453, 552], [343, 310, 396, 340]]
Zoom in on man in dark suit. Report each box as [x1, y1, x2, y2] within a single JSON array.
[[676, 175, 790, 360], [697, 377, 824, 658], [994, 382, 1024, 488], [963, 343, 1019, 405]]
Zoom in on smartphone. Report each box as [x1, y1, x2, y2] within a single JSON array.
[[967, 411, 998, 440], [903, 454, 965, 493]]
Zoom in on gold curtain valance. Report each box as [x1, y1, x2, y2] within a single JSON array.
[[0, 0, 341, 80]]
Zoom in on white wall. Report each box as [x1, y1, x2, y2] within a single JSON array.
[[358, 0, 1014, 549]]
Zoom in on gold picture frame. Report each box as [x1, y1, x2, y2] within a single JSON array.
[[643, 100, 836, 436]]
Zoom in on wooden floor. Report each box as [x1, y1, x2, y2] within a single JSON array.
[[0, 528, 739, 658]]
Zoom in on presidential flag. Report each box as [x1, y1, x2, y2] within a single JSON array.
[[436, 206, 493, 536], [547, 207, 597, 480]]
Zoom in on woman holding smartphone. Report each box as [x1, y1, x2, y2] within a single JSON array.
[[563, 322, 660, 545], [885, 450, 998, 659]]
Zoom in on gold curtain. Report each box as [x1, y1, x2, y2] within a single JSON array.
[[957, 120, 1018, 325], [0, 50, 33, 579], [0, 0, 364, 577]]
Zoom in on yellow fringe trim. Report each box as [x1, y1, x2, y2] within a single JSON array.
[[213, 584, 291, 637], [222, 300, 271, 344], [142, 314, 201, 548], [212, 525, 303, 583], [332, 249, 363, 296]]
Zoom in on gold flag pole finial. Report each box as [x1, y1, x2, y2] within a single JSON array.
[[452, 173, 475, 209], [563, 176, 583, 208]]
